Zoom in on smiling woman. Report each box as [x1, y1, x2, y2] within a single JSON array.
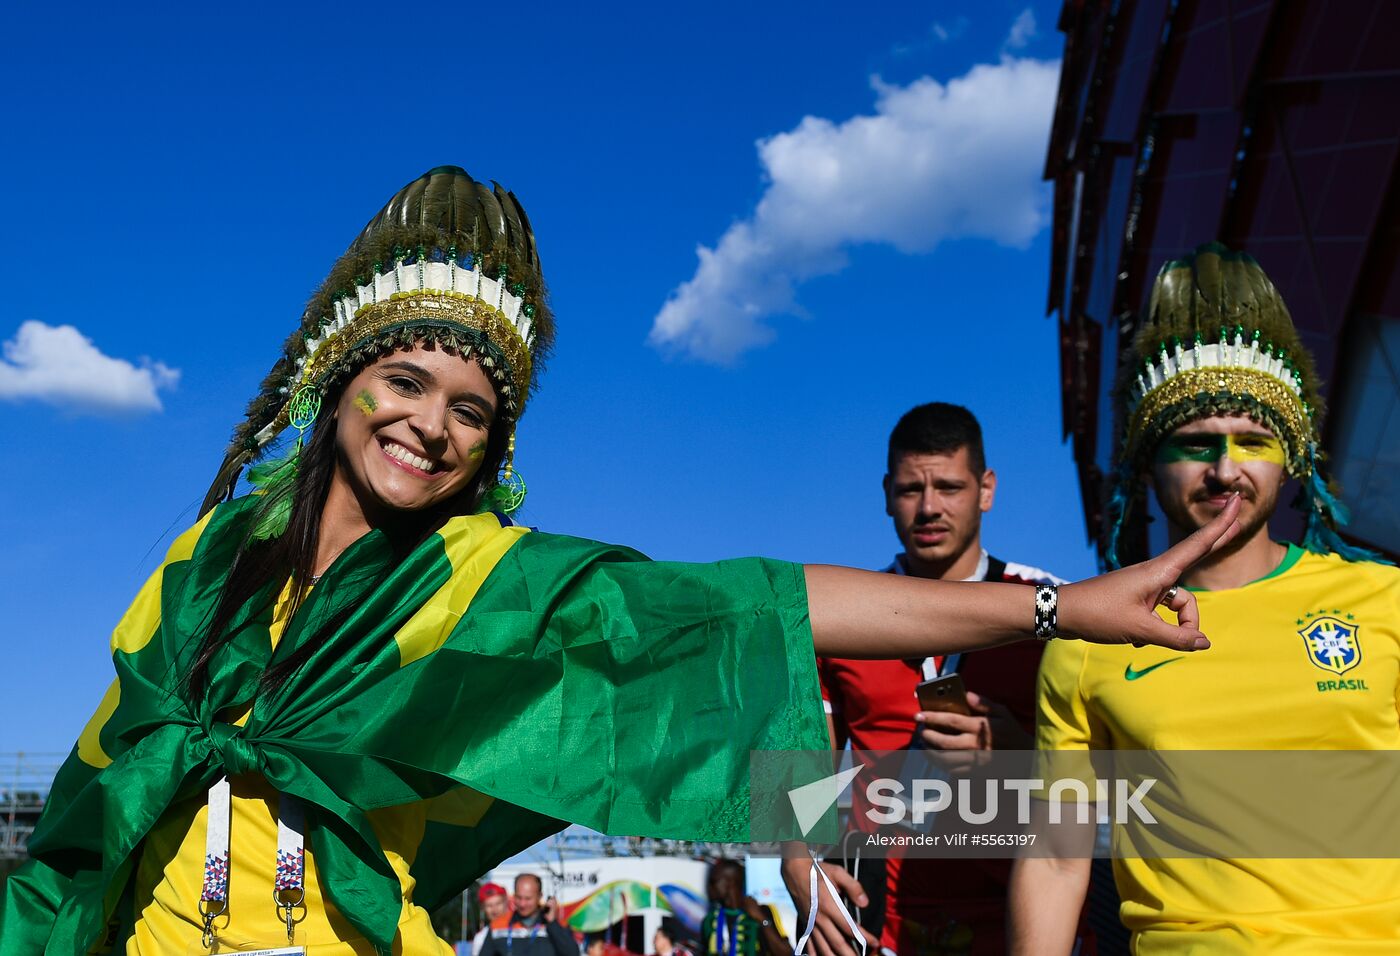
[[330, 353, 497, 522], [0, 167, 1240, 956]]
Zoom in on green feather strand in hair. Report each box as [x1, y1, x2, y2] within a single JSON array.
[[245, 448, 300, 540], [1298, 445, 1391, 564]]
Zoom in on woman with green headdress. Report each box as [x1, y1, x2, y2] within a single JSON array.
[[0, 167, 1238, 956]]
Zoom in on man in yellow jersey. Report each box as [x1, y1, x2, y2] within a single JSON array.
[[1008, 243, 1400, 955]]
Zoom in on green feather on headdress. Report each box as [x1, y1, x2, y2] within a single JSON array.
[[1133, 242, 1322, 420], [244, 450, 299, 541]]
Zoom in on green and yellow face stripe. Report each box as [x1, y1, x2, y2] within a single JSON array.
[[1156, 432, 1286, 466]]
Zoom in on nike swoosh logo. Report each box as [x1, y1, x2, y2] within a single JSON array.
[[1124, 657, 1185, 681]]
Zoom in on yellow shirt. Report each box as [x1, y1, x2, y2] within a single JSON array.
[[1036, 545, 1400, 954], [125, 582, 453, 955]]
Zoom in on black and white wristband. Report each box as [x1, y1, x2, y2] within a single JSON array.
[[1034, 584, 1059, 641]]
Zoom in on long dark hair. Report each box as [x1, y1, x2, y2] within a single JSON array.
[[183, 349, 510, 702]]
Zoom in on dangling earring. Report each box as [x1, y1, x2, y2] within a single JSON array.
[[288, 386, 323, 446], [247, 385, 321, 540], [484, 431, 527, 514]]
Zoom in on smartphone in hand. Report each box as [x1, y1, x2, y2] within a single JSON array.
[[915, 673, 970, 716]]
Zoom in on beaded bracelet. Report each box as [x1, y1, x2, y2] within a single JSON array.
[[1034, 584, 1059, 641]]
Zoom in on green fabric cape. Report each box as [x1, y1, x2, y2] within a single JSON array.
[[0, 497, 825, 954]]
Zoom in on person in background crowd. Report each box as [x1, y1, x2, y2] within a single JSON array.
[[782, 402, 1092, 955], [472, 882, 512, 955], [703, 860, 792, 956], [653, 923, 695, 956], [588, 936, 637, 956], [478, 874, 576, 956], [1009, 243, 1400, 954]]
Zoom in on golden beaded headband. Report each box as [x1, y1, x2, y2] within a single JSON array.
[[253, 256, 536, 448], [1125, 366, 1312, 477]]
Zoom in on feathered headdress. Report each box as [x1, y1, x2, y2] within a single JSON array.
[[1105, 242, 1378, 566], [200, 166, 553, 525]]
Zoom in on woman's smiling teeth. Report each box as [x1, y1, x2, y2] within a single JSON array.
[[380, 440, 441, 474]]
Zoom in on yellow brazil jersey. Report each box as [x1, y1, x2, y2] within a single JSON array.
[[121, 580, 454, 955], [1036, 544, 1400, 954]]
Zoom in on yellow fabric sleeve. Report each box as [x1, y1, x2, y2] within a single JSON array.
[[1034, 638, 1094, 752]]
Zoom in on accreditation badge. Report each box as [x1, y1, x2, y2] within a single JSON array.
[[181, 935, 307, 955], [181, 945, 305, 955]]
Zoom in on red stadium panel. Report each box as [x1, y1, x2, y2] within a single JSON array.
[[1046, 0, 1400, 559]]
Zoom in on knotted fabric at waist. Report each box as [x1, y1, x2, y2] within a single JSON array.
[[206, 722, 262, 777]]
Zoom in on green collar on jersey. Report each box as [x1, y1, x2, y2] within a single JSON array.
[[1185, 542, 1304, 592]]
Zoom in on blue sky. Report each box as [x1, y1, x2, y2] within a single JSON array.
[[0, 1, 1083, 756]]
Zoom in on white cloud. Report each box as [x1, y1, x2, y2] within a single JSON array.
[[0, 321, 180, 413], [894, 18, 969, 58], [649, 55, 1062, 363], [930, 17, 968, 43], [1005, 9, 1037, 50]]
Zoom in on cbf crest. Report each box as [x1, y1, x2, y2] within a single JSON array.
[[1299, 612, 1362, 675]]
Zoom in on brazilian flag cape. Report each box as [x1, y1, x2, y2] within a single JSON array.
[[0, 496, 825, 954]]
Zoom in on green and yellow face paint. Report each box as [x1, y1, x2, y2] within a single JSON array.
[[467, 439, 487, 463], [1156, 432, 1286, 466], [352, 390, 379, 416]]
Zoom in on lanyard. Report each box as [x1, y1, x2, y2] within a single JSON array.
[[505, 919, 543, 953], [793, 860, 865, 956], [712, 908, 740, 956], [919, 653, 962, 681], [199, 776, 306, 950]]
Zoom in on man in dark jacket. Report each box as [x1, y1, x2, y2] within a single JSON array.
[[478, 873, 578, 956]]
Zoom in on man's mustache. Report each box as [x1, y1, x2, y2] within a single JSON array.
[[1192, 485, 1254, 503]]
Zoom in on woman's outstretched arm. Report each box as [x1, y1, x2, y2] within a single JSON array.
[[807, 494, 1239, 657]]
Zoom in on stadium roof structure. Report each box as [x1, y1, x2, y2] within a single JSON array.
[[1, 753, 62, 864], [1046, 0, 1400, 563]]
